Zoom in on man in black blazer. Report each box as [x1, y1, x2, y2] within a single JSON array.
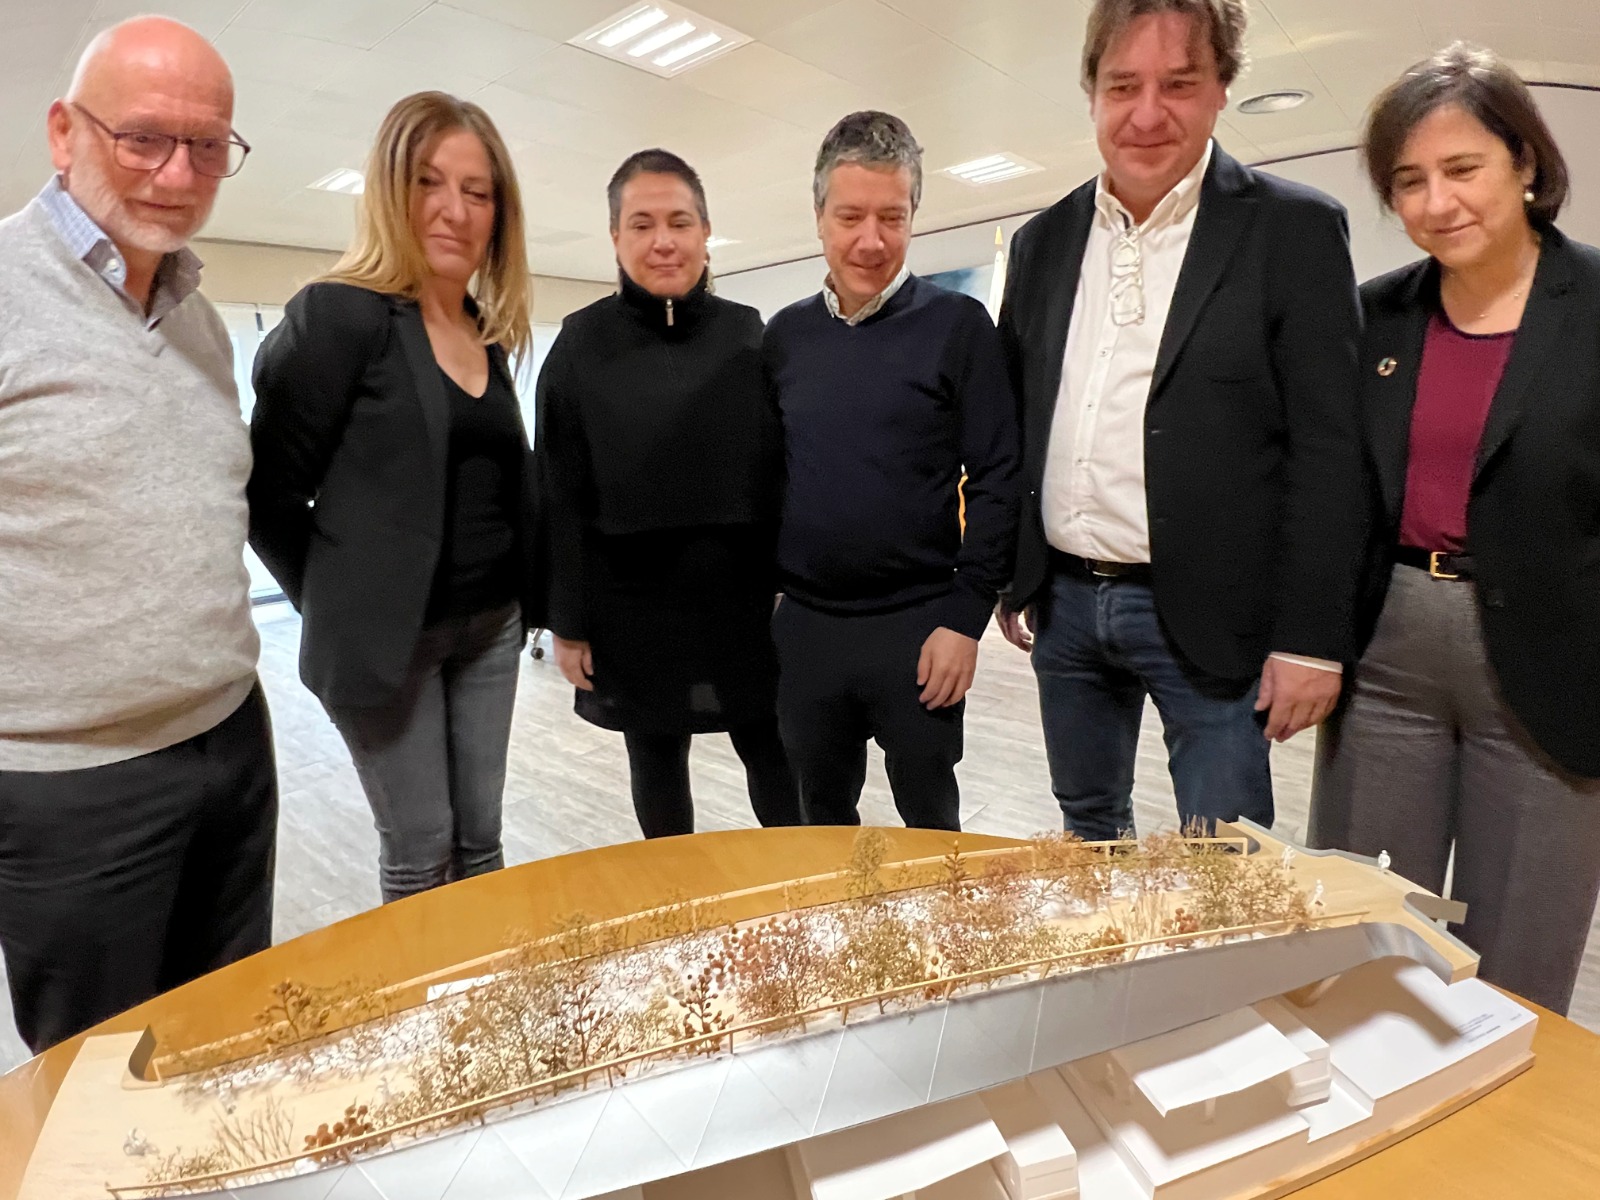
[[996, 0, 1364, 839]]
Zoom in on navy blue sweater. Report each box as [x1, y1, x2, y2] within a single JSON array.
[[764, 274, 1021, 640]]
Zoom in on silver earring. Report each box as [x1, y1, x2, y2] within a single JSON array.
[[1523, 188, 1535, 204]]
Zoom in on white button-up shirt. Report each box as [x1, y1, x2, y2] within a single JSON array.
[[823, 263, 910, 324], [1042, 141, 1212, 565], [1038, 143, 1338, 675]]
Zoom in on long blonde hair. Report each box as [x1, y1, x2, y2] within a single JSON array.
[[322, 91, 532, 360]]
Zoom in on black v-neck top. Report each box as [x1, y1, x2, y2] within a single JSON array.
[[427, 364, 523, 620]]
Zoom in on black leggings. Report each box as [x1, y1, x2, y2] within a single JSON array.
[[622, 718, 802, 839]]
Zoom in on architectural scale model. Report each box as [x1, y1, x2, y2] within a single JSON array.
[[15, 823, 1534, 1200]]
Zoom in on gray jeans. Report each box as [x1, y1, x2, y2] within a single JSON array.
[[329, 603, 523, 904], [1310, 564, 1600, 1014]]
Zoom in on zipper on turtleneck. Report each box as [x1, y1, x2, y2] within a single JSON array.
[[665, 297, 675, 327]]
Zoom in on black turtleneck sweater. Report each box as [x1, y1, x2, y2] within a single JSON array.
[[535, 270, 777, 644]]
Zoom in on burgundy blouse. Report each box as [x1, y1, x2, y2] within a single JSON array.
[[1398, 312, 1516, 552]]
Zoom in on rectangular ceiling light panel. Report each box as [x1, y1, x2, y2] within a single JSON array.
[[571, 3, 750, 77], [943, 153, 1044, 187], [308, 167, 365, 195]]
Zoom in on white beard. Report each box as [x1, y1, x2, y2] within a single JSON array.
[[68, 155, 212, 255]]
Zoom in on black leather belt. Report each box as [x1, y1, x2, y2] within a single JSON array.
[[1051, 549, 1153, 583], [1395, 545, 1475, 581]]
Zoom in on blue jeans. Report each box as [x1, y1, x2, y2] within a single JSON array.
[[1030, 568, 1272, 840], [329, 603, 523, 903]]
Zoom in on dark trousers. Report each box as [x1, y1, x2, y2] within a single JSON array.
[[773, 596, 964, 830], [1031, 565, 1272, 840], [622, 718, 802, 839], [328, 603, 522, 905], [0, 683, 277, 1054]]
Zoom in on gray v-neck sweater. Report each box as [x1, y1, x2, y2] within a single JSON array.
[[0, 199, 259, 770]]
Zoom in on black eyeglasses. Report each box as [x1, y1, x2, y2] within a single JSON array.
[[72, 103, 251, 179]]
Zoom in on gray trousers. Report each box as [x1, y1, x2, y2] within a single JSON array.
[[1310, 564, 1600, 1014], [329, 603, 523, 904]]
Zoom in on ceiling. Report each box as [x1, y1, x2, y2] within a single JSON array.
[[3, 0, 1598, 282]]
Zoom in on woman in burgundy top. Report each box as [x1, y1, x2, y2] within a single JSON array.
[[1308, 44, 1600, 1016]]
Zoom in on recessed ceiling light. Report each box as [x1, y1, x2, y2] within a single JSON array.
[[943, 153, 1043, 187], [596, 6, 667, 47], [308, 168, 364, 195], [1236, 90, 1312, 115], [572, 3, 749, 77], [706, 236, 739, 249]]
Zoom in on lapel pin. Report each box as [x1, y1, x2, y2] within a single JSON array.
[[1377, 357, 1398, 377]]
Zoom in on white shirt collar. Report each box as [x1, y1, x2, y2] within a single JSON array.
[[823, 262, 911, 325], [1094, 139, 1214, 233]]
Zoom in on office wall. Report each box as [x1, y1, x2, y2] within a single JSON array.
[[195, 238, 612, 322]]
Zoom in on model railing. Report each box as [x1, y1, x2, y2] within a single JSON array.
[[110, 898, 1360, 1198]]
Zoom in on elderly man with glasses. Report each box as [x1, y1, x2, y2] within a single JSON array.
[[0, 16, 275, 1053], [995, 0, 1364, 840]]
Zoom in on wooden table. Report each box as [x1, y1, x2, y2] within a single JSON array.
[[3, 828, 1596, 1197]]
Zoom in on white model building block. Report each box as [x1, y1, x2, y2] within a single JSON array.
[[1289, 961, 1536, 1116], [649, 1148, 801, 1200], [981, 1080, 1079, 1200], [788, 1095, 1009, 1200], [1254, 998, 1332, 1108], [1024, 1069, 1146, 1200], [908, 1161, 1012, 1199], [1060, 1055, 1311, 1200], [1109, 1007, 1311, 1117]]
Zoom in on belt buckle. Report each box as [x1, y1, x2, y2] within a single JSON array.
[[1428, 551, 1459, 581], [1087, 558, 1119, 578]]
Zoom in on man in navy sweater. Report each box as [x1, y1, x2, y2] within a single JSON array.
[[764, 111, 1021, 830]]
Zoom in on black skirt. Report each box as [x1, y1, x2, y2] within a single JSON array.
[[575, 524, 778, 735]]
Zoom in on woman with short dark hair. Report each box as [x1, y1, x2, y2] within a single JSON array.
[[536, 149, 800, 838], [1309, 44, 1600, 1014]]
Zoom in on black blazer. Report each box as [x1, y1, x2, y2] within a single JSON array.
[[1356, 227, 1600, 777], [999, 146, 1366, 680], [248, 281, 541, 709]]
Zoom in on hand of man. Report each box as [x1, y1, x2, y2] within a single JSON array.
[[918, 626, 979, 709], [1255, 656, 1341, 742], [553, 635, 595, 692], [994, 598, 1035, 652]]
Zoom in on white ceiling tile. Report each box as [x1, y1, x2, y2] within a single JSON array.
[[373, 4, 559, 81], [332, 48, 496, 107], [481, 82, 650, 166], [679, 44, 886, 140], [895, 75, 1086, 173], [89, 0, 246, 40], [1006, 48, 1092, 109], [1287, 34, 1458, 128], [932, 2, 1090, 78], [214, 27, 359, 92], [1214, 117, 1267, 164], [1261, 0, 1420, 41], [687, 0, 843, 38], [1531, 0, 1600, 28], [1542, 26, 1600, 78], [764, 0, 1005, 107], [2, 10, 98, 77], [0, 0, 1592, 284], [233, 0, 431, 50], [231, 75, 309, 136], [498, 45, 726, 124], [442, 0, 649, 40]]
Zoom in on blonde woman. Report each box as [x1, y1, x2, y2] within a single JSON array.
[[249, 92, 538, 903]]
